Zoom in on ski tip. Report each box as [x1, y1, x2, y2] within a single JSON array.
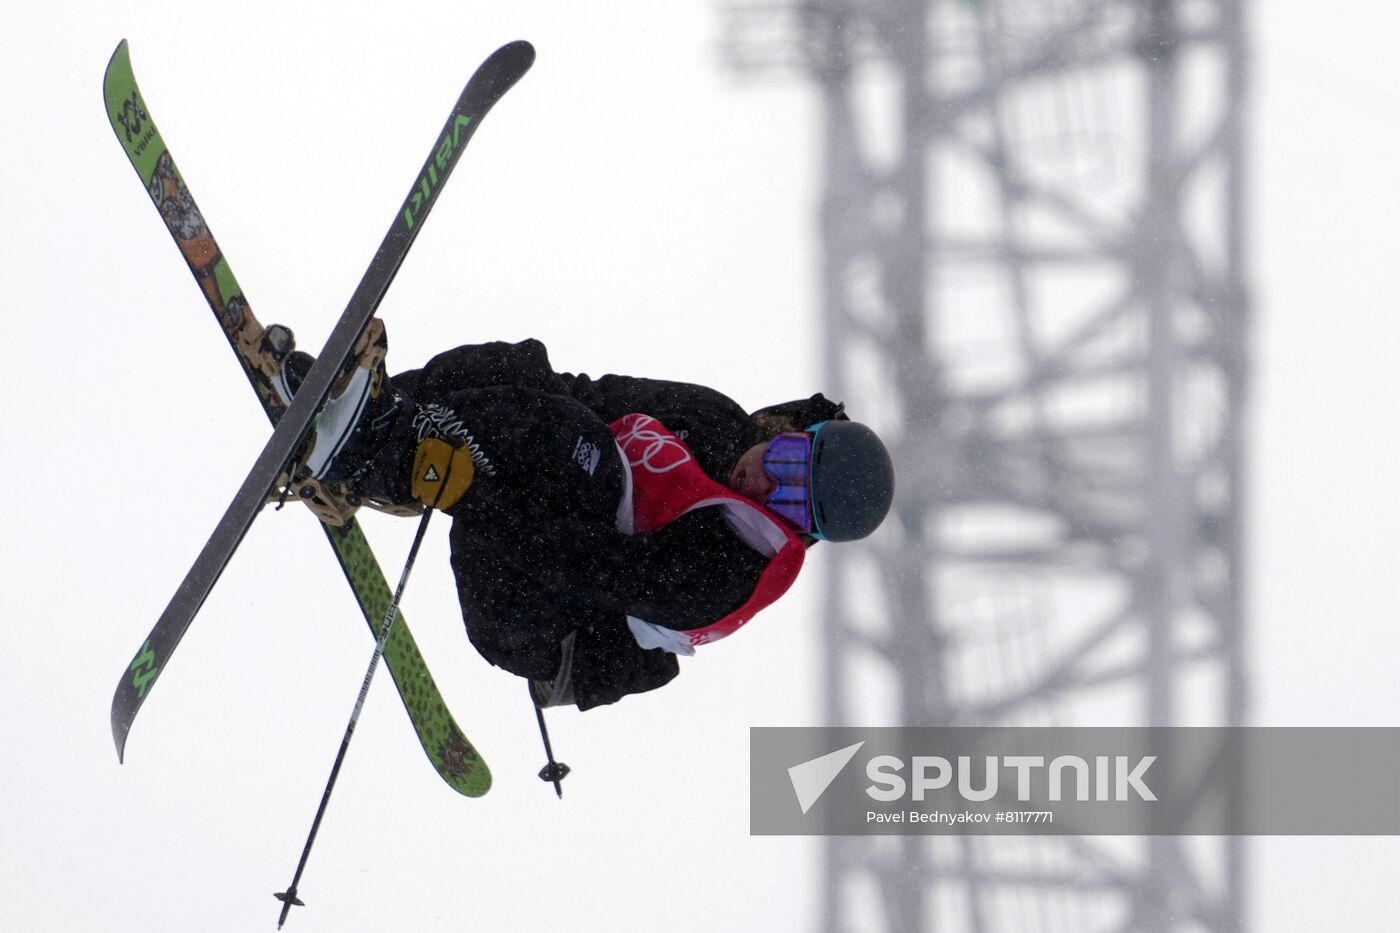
[[111, 705, 130, 764], [494, 39, 536, 70], [105, 39, 130, 76], [103, 40, 137, 132]]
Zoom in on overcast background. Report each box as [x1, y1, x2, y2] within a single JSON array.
[[1, 2, 1398, 931]]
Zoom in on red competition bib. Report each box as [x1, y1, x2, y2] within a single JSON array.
[[610, 414, 806, 646]]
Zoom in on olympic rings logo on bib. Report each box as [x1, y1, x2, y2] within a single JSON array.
[[616, 414, 693, 474]]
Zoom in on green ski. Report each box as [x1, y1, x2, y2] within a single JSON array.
[[103, 39, 490, 797]]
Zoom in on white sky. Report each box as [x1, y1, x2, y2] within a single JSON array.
[[1, 2, 1398, 932]]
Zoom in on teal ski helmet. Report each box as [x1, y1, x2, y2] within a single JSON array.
[[807, 420, 895, 542]]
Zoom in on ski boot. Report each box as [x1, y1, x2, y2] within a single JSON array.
[[235, 308, 296, 387], [267, 319, 422, 526]]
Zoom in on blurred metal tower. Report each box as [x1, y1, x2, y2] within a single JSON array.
[[720, 1, 1249, 930]]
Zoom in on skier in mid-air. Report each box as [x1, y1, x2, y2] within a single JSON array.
[[277, 325, 896, 711]]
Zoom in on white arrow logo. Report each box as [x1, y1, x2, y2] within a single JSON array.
[[787, 741, 865, 814]]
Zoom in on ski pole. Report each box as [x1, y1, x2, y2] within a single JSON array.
[[274, 503, 435, 928], [531, 689, 570, 798]]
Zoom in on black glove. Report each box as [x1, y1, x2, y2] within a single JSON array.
[[569, 620, 680, 710], [530, 633, 578, 708]]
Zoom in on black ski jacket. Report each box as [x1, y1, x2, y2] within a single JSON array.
[[387, 339, 844, 709]]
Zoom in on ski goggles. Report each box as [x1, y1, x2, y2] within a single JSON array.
[[762, 432, 815, 534]]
